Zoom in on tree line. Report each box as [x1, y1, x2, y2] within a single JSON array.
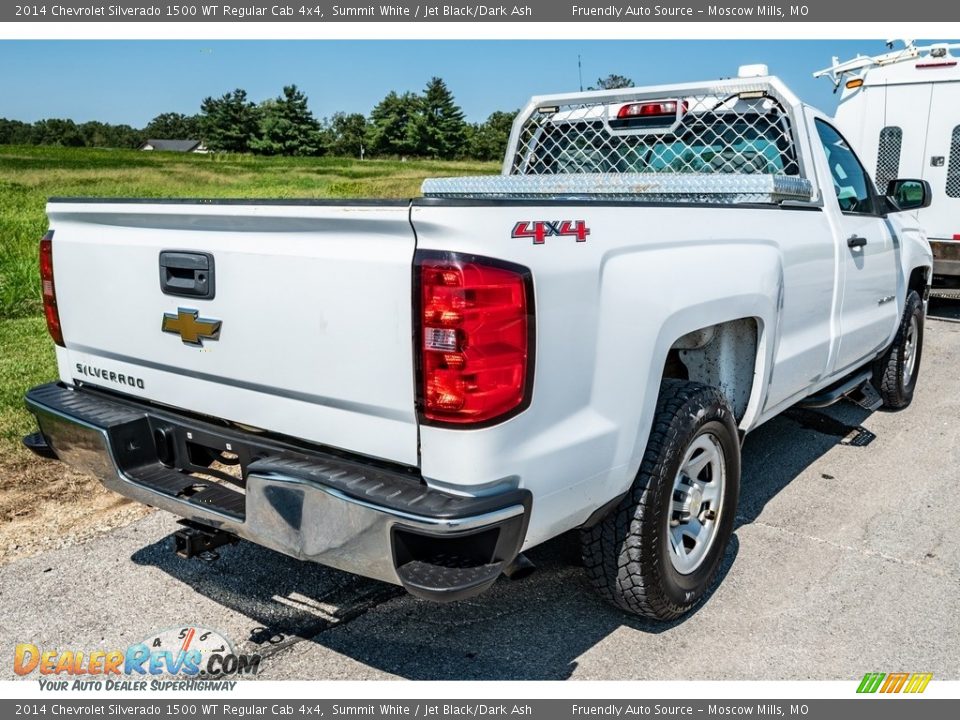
[[0, 74, 633, 162], [0, 77, 513, 161]]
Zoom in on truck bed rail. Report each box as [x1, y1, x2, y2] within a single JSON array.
[[421, 173, 814, 204]]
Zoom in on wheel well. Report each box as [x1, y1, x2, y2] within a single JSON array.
[[908, 266, 930, 298], [663, 318, 758, 422]]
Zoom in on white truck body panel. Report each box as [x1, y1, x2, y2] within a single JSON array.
[[413, 193, 929, 547], [47, 201, 420, 466], [414, 201, 817, 544]]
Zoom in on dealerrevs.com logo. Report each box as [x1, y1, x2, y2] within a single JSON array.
[[13, 626, 261, 690]]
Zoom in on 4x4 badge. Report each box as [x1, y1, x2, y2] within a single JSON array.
[[511, 220, 590, 244], [161, 308, 222, 347]]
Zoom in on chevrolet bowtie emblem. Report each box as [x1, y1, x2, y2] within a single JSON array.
[[161, 308, 222, 347]]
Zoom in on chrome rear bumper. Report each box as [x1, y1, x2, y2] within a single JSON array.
[[26, 383, 530, 602]]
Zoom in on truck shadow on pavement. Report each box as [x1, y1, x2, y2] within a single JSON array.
[[737, 400, 873, 529], [131, 401, 875, 680], [131, 530, 738, 680]]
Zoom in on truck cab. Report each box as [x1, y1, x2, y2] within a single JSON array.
[[817, 41, 960, 289]]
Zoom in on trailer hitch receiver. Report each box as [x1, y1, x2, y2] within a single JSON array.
[[174, 521, 238, 560]]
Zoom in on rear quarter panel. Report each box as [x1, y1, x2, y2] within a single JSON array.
[[411, 200, 828, 547]]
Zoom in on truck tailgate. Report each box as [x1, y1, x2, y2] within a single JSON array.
[[47, 200, 419, 467]]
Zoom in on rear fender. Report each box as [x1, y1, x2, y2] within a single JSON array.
[[592, 241, 781, 493]]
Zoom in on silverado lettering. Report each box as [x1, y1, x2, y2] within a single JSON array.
[[75, 363, 145, 389]]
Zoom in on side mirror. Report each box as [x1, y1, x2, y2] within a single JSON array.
[[885, 178, 932, 212]]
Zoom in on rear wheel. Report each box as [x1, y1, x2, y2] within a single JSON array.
[[873, 290, 924, 410], [580, 380, 740, 620]]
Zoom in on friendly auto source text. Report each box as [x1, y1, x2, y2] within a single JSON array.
[[571, 705, 802, 716], [571, 5, 804, 16]]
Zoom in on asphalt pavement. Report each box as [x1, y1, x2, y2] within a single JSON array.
[[2, 302, 958, 681]]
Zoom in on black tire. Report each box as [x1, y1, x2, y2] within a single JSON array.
[[580, 379, 740, 621], [873, 290, 924, 410]]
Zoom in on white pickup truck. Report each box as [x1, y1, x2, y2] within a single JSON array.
[[25, 72, 933, 620]]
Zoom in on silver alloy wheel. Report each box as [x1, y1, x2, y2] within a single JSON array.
[[668, 431, 726, 575], [903, 314, 919, 385]]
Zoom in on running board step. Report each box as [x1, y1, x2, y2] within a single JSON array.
[[798, 369, 874, 409], [850, 381, 883, 411]]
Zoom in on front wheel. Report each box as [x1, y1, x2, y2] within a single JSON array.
[[580, 380, 740, 620], [873, 289, 924, 410]]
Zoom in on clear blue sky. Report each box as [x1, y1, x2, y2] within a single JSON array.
[[0, 40, 953, 126]]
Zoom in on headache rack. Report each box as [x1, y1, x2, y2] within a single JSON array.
[[423, 76, 816, 205]]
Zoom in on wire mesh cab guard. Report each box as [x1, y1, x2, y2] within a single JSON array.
[[423, 76, 816, 205]]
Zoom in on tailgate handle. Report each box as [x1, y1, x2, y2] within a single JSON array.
[[159, 251, 215, 300]]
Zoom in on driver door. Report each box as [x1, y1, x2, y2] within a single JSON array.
[[814, 119, 899, 375]]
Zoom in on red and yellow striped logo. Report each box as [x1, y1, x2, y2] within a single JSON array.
[[857, 672, 933, 694]]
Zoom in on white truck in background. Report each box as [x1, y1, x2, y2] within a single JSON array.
[[24, 70, 933, 620], [817, 40, 960, 290]]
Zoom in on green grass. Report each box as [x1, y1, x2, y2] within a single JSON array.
[[0, 145, 498, 459], [0, 317, 56, 456], [0, 145, 497, 319]]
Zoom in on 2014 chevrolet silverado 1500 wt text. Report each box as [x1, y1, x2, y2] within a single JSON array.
[[23, 71, 933, 620]]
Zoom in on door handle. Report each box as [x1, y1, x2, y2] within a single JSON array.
[[847, 235, 868, 248]]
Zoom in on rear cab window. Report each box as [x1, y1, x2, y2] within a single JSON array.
[[522, 103, 801, 177]]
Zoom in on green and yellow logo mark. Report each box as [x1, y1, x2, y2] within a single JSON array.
[[857, 672, 933, 694]]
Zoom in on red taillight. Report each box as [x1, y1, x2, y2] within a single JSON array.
[[417, 253, 533, 426], [617, 100, 684, 119], [39, 232, 64, 347]]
